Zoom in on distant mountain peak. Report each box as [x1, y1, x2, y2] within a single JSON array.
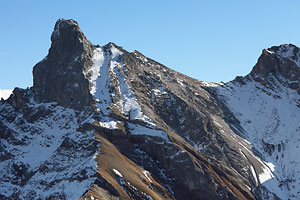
[[266, 44, 300, 67], [250, 44, 300, 92]]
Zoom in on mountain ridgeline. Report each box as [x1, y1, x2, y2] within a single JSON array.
[[1, 19, 300, 200]]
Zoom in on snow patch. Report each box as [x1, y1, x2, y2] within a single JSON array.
[[88, 48, 105, 95], [142, 170, 152, 183], [128, 123, 169, 142], [98, 121, 119, 129], [258, 164, 274, 183], [250, 166, 258, 185], [87, 47, 113, 115], [113, 169, 123, 178], [0, 89, 13, 100]]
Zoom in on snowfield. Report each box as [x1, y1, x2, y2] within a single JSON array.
[[214, 75, 300, 199]]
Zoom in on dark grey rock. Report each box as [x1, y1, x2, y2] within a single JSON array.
[[250, 44, 300, 94], [7, 88, 29, 110], [32, 18, 95, 110]]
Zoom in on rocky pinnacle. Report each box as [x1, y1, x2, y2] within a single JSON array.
[[32, 18, 95, 109]]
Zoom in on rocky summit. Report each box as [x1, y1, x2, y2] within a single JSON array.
[[1, 18, 300, 200]]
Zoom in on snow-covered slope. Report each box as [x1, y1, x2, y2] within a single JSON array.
[[0, 94, 98, 199], [213, 44, 300, 199]]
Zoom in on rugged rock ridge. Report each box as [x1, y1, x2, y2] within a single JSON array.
[[1, 18, 300, 200]]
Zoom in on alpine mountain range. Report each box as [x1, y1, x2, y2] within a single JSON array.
[[1, 19, 300, 200]]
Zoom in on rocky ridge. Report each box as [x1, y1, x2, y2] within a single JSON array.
[[1, 19, 300, 200]]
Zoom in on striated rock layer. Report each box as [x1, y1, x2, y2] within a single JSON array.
[[1, 19, 300, 200]]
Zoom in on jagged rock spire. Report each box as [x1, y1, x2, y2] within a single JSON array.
[[49, 18, 93, 59], [32, 19, 95, 109]]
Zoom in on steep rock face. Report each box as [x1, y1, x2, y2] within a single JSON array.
[[250, 44, 300, 94], [33, 19, 94, 109]]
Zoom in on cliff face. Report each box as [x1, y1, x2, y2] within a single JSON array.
[[32, 19, 94, 109], [250, 44, 300, 95], [1, 19, 300, 200]]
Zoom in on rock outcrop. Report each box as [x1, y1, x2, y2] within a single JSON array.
[[250, 44, 300, 94], [32, 18, 94, 109]]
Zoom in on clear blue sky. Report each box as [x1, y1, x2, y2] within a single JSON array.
[[1, 1, 300, 89]]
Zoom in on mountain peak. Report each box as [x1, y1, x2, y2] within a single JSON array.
[[32, 18, 94, 109], [49, 18, 92, 58], [266, 44, 300, 67], [51, 18, 80, 41], [249, 44, 300, 92]]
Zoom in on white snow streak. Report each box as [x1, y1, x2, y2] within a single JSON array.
[[142, 170, 152, 183], [113, 169, 123, 177], [89, 44, 168, 141]]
